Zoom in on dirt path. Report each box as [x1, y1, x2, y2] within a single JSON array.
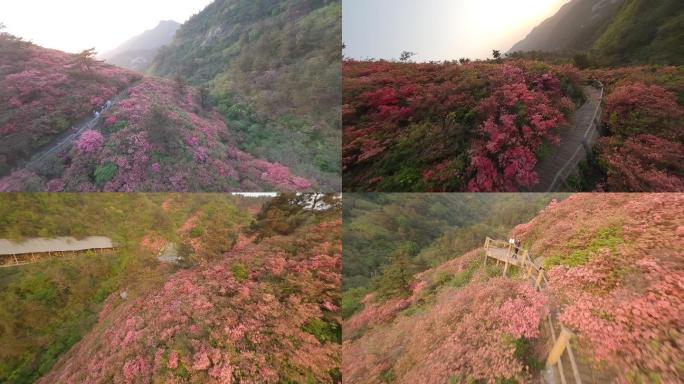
[[21, 84, 136, 172], [531, 85, 603, 192]]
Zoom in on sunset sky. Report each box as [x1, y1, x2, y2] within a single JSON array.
[[343, 0, 571, 61], [0, 0, 213, 54]]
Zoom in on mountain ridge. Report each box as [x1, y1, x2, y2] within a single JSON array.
[[102, 20, 181, 72], [510, 0, 684, 65]]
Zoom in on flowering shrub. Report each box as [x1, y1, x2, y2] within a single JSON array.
[[343, 275, 548, 384], [512, 193, 684, 382], [74, 130, 104, 154], [1, 77, 313, 192], [0, 34, 313, 192], [0, 35, 140, 175], [580, 66, 684, 190], [603, 83, 683, 139], [599, 135, 684, 191], [40, 218, 342, 384], [342, 59, 580, 191]]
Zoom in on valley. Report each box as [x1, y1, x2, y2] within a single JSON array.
[[0, 193, 342, 383], [342, 193, 684, 383], [1, 0, 342, 192]]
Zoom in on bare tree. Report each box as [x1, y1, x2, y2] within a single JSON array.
[[75, 48, 98, 71], [399, 51, 416, 62]]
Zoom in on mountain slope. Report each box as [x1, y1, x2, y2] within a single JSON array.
[[149, 0, 342, 190], [102, 20, 181, 72], [343, 194, 684, 383], [510, 0, 625, 54], [510, 0, 684, 65], [0, 36, 313, 192], [0, 33, 140, 176], [0, 194, 252, 384], [38, 216, 342, 384], [589, 0, 684, 65]]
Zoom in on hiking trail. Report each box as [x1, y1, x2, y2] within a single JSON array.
[[532, 83, 604, 192], [483, 238, 614, 384], [19, 83, 137, 174]]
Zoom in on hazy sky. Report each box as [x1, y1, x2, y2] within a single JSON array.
[[0, 0, 214, 54], [343, 0, 571, 61]]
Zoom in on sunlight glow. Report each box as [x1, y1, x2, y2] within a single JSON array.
[[343, 0, 571, 61], [0, 0, 214, 54]]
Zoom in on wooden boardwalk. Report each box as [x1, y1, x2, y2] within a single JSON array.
[[0, 236, 115, 268], [483, 238, 615, 384], [532, 83, 604, 192]]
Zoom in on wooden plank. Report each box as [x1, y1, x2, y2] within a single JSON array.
[[547, 327, 572, 367], [535, 269, 544, 290], [566, 334, 583, 384]]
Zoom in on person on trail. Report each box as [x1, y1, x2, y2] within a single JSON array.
[[106, 100, 113, 109], [512, 238, 519, 258], [94, 110, 100, 118], [514, 239, 521, 257]]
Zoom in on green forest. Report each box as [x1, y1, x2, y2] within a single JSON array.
[[0, 194, 253, 383], [342, 194, 567, 318], [150, 0, 342, 189], [590, 0, 684, 66]]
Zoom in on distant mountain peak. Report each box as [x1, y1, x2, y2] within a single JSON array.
[[509, 0, 625, 54], [102, 20, 181, 71]]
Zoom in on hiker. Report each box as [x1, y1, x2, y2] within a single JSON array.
[[94, 110, 100, 118], [106, 100, 113, 109], [512, 238, 519, 257], [514, 239, 521, 257]]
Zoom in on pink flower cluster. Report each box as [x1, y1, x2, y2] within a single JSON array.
[[0, 35, 139, 173], [40, 219, 342, 384], [344, 250, 549, 383], [74, 130, 104, 154]]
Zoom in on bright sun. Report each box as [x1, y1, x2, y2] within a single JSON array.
[[470, 0, 568, 33]]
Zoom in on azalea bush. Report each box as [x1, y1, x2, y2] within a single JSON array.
[[343, 275, 548, 384], [603, 82, 683, 139], [1, 78, 313, 192], [598, 134, 684, 191], [578, 66, 684, 190], [36, 215, 341, 384], [342, 59, 582, 191], [0, 34, 140, 175], [513, 193, 684, 382]]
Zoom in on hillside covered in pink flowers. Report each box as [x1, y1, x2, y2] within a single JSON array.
[[0, 32, 313, 192], [343, 58, 684, 192], [41, 220, 341, 383], [0, 32, 140, 176], [342, 193, 683, 383], [0, 193, 341, 383]]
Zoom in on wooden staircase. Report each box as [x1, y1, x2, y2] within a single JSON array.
[[483, 238, 614, 384]]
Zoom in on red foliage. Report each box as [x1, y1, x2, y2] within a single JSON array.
[[342, 59, 579, 191], [343, 275, 548, 384], [39, 219, 342, 384], [512, 193, 684, 382], [1, 77, 313, 192], [74, 130, 104, 154], [0, 36, 140, 174], [603, 83, 683, 139], [599, 134, 684, 192]]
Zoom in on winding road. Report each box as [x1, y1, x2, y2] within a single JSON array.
[[21, 84, 136, 173], [531, 84, 604, 192]]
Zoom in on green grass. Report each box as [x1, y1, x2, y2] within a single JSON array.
[[545, 225, 624, 268], [230, 262, 249, 282]]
